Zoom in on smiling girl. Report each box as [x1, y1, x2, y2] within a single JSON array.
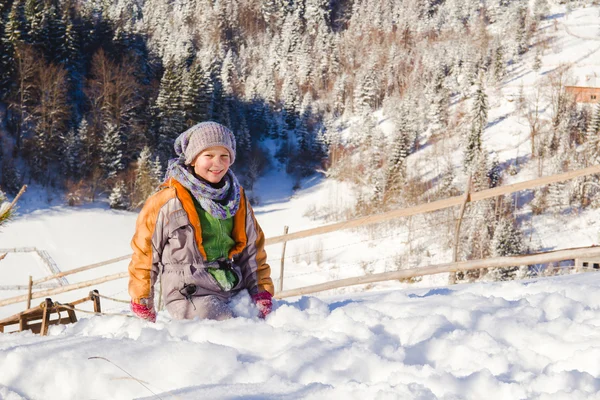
[[128, 121, 274, 322]]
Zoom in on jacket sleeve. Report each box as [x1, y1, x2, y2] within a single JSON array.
[[236, 198, 274, 296], [128, 193, 167, 305]]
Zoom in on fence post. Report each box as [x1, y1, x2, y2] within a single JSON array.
[[449, 175, 472, 285], [278, 226, 289, 294], [26, 275, 33, 309]]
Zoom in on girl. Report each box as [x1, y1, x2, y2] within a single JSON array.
[[128, 121, 274, 321]]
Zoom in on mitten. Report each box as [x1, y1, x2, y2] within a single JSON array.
[[130, 300, 157, 322], [252, 291, 273, 318]]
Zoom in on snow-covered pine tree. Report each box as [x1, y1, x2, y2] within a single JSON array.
[[151, 155, 163, 184], [109, 180, 129, 210], [353, 67, 379, 114], [61, 128, 82, 179], [24, 0, 48, 45], [100, 121, 124, 180], [488, 215, 526, 281], [464, 73, 488, 171], [487, 156, 502, 188], [184, 60, 213, 126], [427, 62, 450, 135], [220, 49, 236, 98], [281, 74, 300, 132], [513, 4, 529, 56], [236, 115, 252, 155], [384, 124, 411, 202], [438, 159, 458, 198], [0, 157, 22, 196], [532, 49, 542, 72], [156, 59, 186, 163], [586, 103, 600, 139], [76, 119, 94, 178], [304, 0, 330, 35], [492, 43, 506, 84], [132, 146, 159, 208], [2, 0, 23, 86]]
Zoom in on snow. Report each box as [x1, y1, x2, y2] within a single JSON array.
[[1, 271, 600, 399], [2, 177, 600, 399], [2, 5, 600, 400]]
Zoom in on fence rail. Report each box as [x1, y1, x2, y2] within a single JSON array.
[[275, 246, 600, 298], [265, 164, 600, 245], [0, 247, 68, 285]]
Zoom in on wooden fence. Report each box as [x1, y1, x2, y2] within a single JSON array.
[[274, 246, 600, 298], [1, 164, 599, 308]]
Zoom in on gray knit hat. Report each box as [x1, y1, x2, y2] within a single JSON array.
[[176, 121, 237, 165]]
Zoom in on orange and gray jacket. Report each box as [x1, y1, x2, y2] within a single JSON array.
[[128, 178, 274, 308]]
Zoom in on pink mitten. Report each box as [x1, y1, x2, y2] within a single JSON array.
[[130, 300, 157, 322], [252, 291, 273, 318]]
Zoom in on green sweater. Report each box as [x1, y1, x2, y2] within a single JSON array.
[[191, 197, 235, 262]]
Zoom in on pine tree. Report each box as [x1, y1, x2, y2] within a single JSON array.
[[384, 128, 410, 200], [236, 116, 252, 155], [585, 104, 600, 164], [47, 4, 65, 61], [1, 0, 23, 94], [1, 157, 22, 195], [514, 5, 529, 56], [546, 181, 567, 214], [532, 49, 542, 72], [109, 180, 129, 210], [60, 2, 80, 72], [492, 44, 506, 84], [304, 0, 330, 35], [61, 128, 82, 179], [489, 216, 525, 281], [24, 0, 47, 45], [183, 61, 213, 125], [77, 119, 94, 178], [353, 68, 378, 114], [132, 146, 160, 208], [587, 104, 600, 137], [487, 157, 502, 188], [156, 60, 186, 162], [465, 74, 488, 171], [151, 156, 163, 184], [100, 121, 124, 179], [427, 64, 449, 134]]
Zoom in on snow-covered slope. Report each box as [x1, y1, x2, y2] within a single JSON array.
[[1, 273, 600, 399]]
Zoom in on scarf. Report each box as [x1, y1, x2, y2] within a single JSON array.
[[166, 158, 241, 220]]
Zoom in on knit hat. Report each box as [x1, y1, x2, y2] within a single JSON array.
[[176, 121, 237, 165]]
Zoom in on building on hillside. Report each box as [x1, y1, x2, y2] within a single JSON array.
[[565, 73, 600, 103]]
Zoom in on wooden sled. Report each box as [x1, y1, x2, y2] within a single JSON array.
[[0, 290, 101, 336]]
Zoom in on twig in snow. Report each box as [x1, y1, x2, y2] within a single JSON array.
[[88, 356, 163, 400]]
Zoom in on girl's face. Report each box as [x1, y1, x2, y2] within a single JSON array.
[[191, 146, 231, 184]]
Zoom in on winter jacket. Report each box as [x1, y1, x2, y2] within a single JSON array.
[[128, 177, 274, 311]]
